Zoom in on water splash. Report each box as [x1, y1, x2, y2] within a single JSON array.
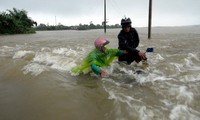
[[169, 105, 200, 120]]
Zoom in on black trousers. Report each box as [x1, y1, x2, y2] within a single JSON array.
[[118, 52, 146, 65]]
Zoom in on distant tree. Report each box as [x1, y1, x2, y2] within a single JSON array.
[[89, 21, 95, 29], [0, 8, 37, 34], [35, 23, 47, 30], [77, 23, 89, 30]]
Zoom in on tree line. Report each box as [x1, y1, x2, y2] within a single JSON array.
[[35, 22, 121, 31], [0, 8, 121, 34]]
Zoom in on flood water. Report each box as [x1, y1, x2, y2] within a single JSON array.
[[0, 26, 200, 120]]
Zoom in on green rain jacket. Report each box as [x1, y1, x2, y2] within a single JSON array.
[[71, 48, 123, 75]]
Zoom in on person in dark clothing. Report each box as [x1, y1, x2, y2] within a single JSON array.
[[118, 17, 147, 65]]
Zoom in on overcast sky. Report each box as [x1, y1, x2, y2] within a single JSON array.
[[0, 0, 199, 27]]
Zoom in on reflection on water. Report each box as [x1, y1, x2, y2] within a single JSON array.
[[0, 27, 200, 120]]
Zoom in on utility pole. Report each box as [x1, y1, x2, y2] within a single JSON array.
[[104, 0, 106, 33], [148, 0, 152, 39]]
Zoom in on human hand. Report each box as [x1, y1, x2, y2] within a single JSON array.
[[100, 70, 107, 77], [123, 50, 128, 54], [138, 51, 147, 60]]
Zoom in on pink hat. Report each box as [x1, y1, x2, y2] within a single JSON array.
[[94, 37, 110, 50]]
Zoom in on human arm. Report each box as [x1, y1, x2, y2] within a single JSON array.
[[117, 50, 128, 56], [118, 42, 146, 61], [91, 64, 107, 77]]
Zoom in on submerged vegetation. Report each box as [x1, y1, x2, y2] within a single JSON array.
[[0, 8, 37, 34]]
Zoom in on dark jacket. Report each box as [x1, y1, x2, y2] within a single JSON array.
[[118, 27, 140, 54]]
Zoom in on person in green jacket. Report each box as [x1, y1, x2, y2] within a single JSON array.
[[71, 37, 127, 77]]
